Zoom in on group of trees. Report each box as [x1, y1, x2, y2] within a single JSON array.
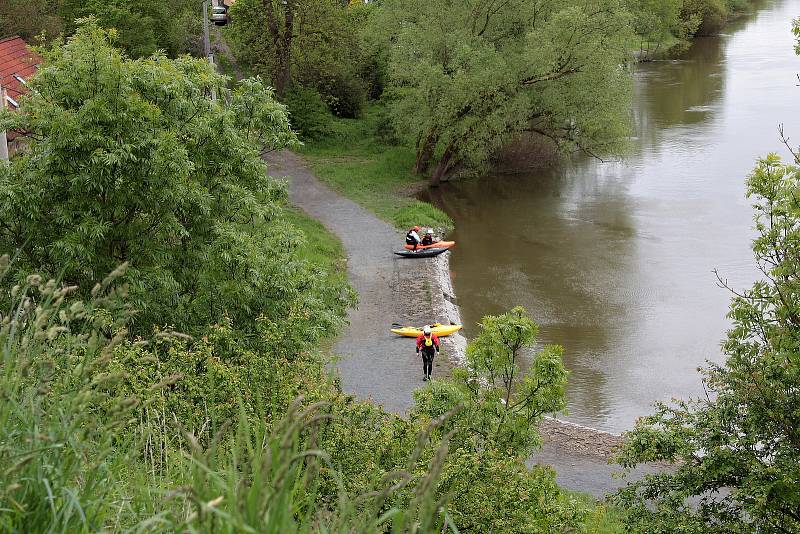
[[1, 1, 758, 182], [221, 0, 758, 183], [1, 0, 200, 57], [0, 23, 345, 342], [2, 3, 797, 532]]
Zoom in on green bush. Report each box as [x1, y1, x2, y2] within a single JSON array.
[[0, 23, 354, 342], [317, 73, 367, 119], [284, 86, 335, 141], [681, 0, 729, 34]]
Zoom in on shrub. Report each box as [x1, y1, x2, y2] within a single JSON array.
[[0, 262, 451, 530], [317, 72, 367, 119], [284, 86, 335, 141]]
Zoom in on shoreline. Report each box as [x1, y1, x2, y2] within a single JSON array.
[[430, 249, 664, 497], [426, 247, 630, 458], [424, 252, 467, 365]]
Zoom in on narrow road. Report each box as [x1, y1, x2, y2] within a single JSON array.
[[265, 150, 659, 497]]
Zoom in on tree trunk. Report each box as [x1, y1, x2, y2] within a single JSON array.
[[274, 45, 291, 97], [429, 143, 458, 187], [413, 130, 438, 175], [263, 0, 294, 97]]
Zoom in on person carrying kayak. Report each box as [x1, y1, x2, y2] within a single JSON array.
[[406, 225, 422, 250], [416, 325, 440, 381], [421, 228, 435, 246]]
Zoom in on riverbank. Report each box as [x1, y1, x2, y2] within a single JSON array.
[[269, 148, 664, 499]]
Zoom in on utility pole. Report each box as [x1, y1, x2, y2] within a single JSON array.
[[202, 0, 217, 101], [202, 0, 211, 58], [0, 85, 8, 162]]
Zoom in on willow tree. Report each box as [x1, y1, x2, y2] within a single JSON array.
[[376, 0, 634, 184]]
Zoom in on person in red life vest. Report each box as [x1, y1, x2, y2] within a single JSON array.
[[416, 325, 440, 381], [406, 225, 422, 250]]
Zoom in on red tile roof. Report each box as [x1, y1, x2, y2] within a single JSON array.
[[0, 36, 41, 105]]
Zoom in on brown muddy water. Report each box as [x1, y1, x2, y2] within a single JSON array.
[[425, 0, 800, 433]]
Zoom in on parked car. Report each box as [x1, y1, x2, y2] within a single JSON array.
[[210, 5, 228, 25]]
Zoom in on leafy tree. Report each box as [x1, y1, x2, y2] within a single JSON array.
[[680, 0, 730, 35], [0, 0, 199, 57], [625, 0, 699, 59], [416, 307, 567, 455], [59, 0, 201, 57], [227, 0, 367, 113], [412, 306, 571, 530], [0, 22, 351, 339], [374, 0, 634, 185], [283, 86, 335, 140], [0, 0, 63, 42], [613, 153, 800, 533]]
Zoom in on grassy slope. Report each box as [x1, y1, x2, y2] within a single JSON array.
[[298, 107, 454, 232], [283, 206, 346, 274]]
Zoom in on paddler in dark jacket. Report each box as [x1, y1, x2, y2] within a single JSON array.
[[416, 325, 440, 381], [421, 228, 435, 246], [406, 226, 422, 250]]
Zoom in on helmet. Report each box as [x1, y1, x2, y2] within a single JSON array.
[[412, 226, 421, 232], [426, 228, 433, 234], [422, 325, 432, 336]]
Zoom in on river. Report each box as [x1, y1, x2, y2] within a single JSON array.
[[426, 0, 800, 433]]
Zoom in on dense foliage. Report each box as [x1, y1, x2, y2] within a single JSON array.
[[0, 0, 200, 57], [219, 0, 759, 182], [0, 23, 351, 339], [625, 0, 700, 58], [412, 307, 575, 530], [226, 0, 370, 113], [613, 157, 800, 532], [0, 26, 617, 532], [0, 268, 453, 531], [0, 265, 599, 531]]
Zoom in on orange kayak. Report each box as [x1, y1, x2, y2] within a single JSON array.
[[403, 241, 455, 250]]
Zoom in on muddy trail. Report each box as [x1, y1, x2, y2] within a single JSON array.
[[266, 150, 655, 497]]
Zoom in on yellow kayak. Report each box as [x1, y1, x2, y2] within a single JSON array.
[[390, 323, 463, 338]]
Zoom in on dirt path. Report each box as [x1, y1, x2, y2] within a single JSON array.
[[265, 150, 656, 498], [210, 27, 244, 81]]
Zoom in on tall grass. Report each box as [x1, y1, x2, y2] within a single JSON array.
[[0, 260, 458, 532], [169, 399, 458, 533], [0, 259, 138, 532]]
